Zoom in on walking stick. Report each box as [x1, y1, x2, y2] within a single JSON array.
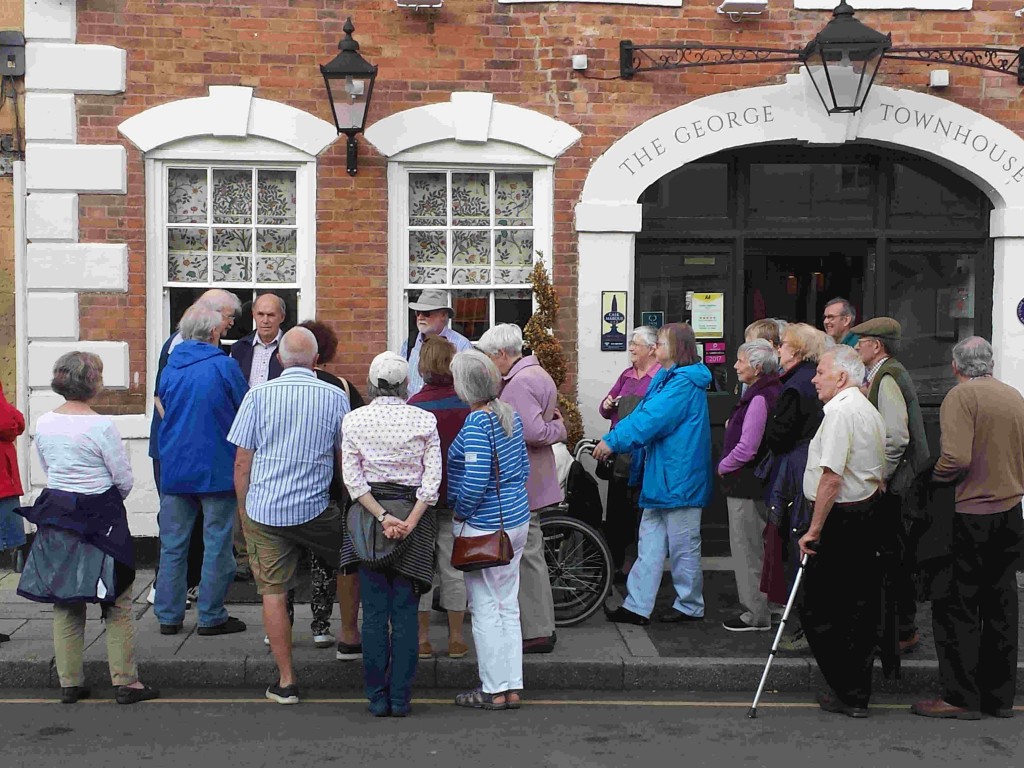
[[747, 551, 811, 719]]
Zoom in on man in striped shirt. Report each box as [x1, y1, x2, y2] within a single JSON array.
[[228, 327, 350, 705]]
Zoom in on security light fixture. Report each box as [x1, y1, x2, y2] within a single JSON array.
[[619, 1, 1023, 115], [320, 18, 378, 176], [716, 0, 769, 23]]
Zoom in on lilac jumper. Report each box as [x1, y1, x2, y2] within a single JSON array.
[[598, 364, 662, 427], [717, 397, 769, 476]]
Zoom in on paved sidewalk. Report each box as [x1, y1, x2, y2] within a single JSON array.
[[2, 568, 1022, 695]]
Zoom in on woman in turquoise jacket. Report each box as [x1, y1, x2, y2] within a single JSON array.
[[594, 323, 713, 625]]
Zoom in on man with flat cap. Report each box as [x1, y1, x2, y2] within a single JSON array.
[[401, 289, 473, 397], [852, 316, 930, 657]]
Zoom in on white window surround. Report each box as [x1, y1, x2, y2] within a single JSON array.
[[118, 86, 336, 423], [365, 92, 581, 349]]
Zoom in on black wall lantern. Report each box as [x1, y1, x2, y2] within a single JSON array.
[[620, 2, 1023, 116], [321, 18, 378, 176]]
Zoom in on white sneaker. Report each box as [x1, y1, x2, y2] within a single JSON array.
[[313, 633, 335, 649], [264, 635, 271, 647]]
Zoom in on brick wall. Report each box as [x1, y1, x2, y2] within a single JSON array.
[[73, 0, 1024, 406], [0, 0, 22, 396]]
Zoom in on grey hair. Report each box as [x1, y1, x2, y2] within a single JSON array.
[[952, 336, 994, 378], [476, 323, 524, 358], [630, 326, 658, 348], [279, 327, 318, 369], [178, 304, 222, 343], [825, 345, 865, 385], [368, 380, 409, 400], [772, 319, 788, 345], [826, 297, 856, 323], [738, 339, 780, 377], [254, 292, 287, 318], [450, 350, 515, 437], [198, 288, 241, 317], [51, 351, 104, 402]]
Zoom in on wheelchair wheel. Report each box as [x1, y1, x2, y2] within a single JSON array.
[[540, 515, 613, 627]]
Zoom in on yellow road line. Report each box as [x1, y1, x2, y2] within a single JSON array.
[[0, 697, 1018, 710]]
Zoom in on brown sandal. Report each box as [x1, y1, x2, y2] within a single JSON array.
[[454, 687, 508, 710]]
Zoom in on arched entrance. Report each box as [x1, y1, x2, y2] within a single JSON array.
[[575, 70, 1024, 552]]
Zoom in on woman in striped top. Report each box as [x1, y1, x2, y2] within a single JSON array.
[[448, 350, 531, 711]]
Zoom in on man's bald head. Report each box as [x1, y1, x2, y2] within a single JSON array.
[[278, 327, 318, 370]]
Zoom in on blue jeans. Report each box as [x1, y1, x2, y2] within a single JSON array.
[[155, 492, 237, 628], [359, 567, 419, 712], [623, 506, 704, 619]]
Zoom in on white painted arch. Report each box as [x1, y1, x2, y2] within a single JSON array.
[[574, 70, 1024, 438], [118, 85, 339, 157]]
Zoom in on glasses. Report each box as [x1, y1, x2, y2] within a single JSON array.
[[414, 310, 439, 317], [628, 341, 652, 348], [822, 313, 845, 321]]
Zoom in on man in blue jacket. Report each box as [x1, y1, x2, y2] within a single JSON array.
[[594, 323, 713, 626], [155, 304, 249, 636]]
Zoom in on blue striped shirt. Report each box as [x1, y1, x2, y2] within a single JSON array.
[[447, 410, 530, 531], [227, 367, 350, 527]]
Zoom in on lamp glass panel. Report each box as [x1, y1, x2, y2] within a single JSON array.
[[327, 75, 370, 132]]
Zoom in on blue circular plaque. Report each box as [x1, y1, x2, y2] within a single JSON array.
[[1018, 298, 1024, 326]]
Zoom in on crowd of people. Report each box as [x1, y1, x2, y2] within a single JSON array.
[[2, 289, 1021, 721]]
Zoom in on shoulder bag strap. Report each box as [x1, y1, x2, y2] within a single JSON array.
[[486, 412, 506, 533]]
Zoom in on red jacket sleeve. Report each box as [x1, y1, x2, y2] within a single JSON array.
[[0, 383, 26, 442]]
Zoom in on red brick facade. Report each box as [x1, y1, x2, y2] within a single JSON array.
[[72, 0, 1024, 412]]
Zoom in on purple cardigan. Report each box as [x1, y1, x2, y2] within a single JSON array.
[[599, 363, 661, 427], [499, 356, 567, 511]]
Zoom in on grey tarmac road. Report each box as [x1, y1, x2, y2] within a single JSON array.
[[0, 690, 1020, 768]]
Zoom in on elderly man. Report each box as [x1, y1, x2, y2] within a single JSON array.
[[400, 289, 472, 397], [851, 317, 930, 655], [798, 345, 886, 718], [155, 304, 249, 636], [477, 323, 564, 654], [148, 289, 242, 604], [822, 298, 859, 348], [228, 327, 350, 705], [911, 338, 1024, 721], [231, 293, 287, 387]]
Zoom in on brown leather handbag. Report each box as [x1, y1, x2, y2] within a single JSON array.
[[451, 414, 514, 572]]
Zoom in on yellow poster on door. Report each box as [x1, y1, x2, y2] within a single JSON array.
[[691, 293, 724, 339]]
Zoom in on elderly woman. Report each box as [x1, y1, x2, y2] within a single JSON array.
[[599, 326, 661, 581], [595, 323, 713, 626], [18, 352, 157, 704], [760, 322, 829, 646], [718, 339, 783, 632], [448, 350, 531, 710], [407, 336, 471, 660], [340, 351, 442, 718]]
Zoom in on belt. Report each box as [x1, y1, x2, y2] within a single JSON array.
[[833, 491, 880, 511]]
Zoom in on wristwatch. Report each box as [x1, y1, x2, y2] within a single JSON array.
[[375, 511, 387, 524]]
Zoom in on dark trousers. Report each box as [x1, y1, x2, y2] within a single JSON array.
[[931, 505, 1022, 712], [359, 566, 419, 711], [799, 501, 883, 709], [604, 475, 642, 571], [153, 459, 204, 590]]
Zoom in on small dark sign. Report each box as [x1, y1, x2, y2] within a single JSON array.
[[641, 311, 664, 329], [601, 291, 628, 351]]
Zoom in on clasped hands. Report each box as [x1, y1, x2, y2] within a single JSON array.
[[381, 513, 414, 540]]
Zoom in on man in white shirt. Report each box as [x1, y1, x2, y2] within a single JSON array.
[[400, 290, 472, 397], [798, 345, 886, 719]]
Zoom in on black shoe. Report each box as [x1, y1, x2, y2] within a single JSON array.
[[116, 684, 160, 705], [659, 609, 704, 623], [336, 641, 363, 661], [982, 706, 1015, 718], [60, 686, 91, 704], [197, 616, 247, 636], [391, 703, 411, 717], [604, 605, 650, 626], [522, 635, 555, 654], [265, 682, 300, 705], [0, 632, 10, 643], [159, 623, 183, 635], [817, 691, 868, 718]]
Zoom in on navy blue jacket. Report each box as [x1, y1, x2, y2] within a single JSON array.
[[157, 340, 248, 494], [229, 330, 284, 383]]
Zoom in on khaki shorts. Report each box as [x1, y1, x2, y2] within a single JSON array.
[[242, 504, 344, 596]]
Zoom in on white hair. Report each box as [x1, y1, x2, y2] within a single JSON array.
[[476, 323, 524, 358], [198, 288, 242, 317], [952, 336, 994, 378], [825, 345, 865, 385], [631, 326, 658, 347], [738, 339, 780, 376], [178, 304, 222, 342], [450, 350, 515, 437], [279, 327, 318, 369]]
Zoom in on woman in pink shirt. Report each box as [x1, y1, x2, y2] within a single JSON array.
[[599, 326, 661, 581]]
